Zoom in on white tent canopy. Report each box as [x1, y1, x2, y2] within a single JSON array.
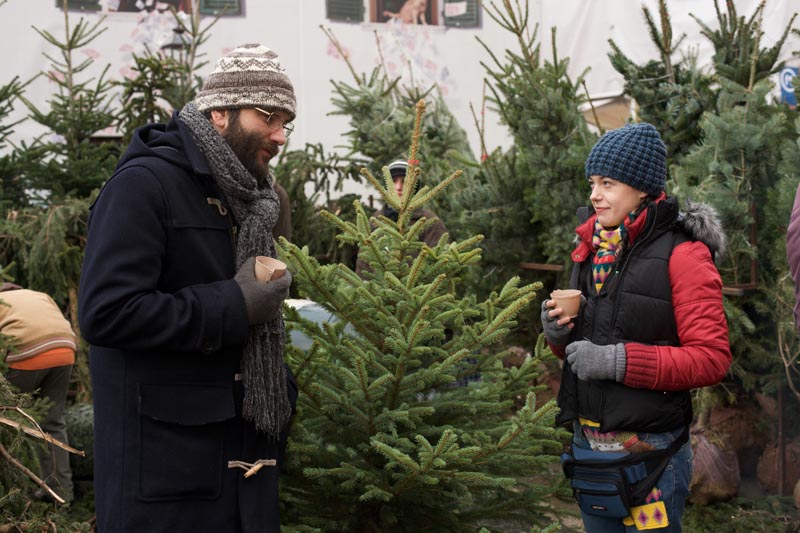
[[0, 0, 797, 197]]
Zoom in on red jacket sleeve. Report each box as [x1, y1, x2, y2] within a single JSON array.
[[547, 339, 566, 360], [623, 240, 731, 391]]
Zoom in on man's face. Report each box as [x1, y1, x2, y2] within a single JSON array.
[[393, 176, 405, 198], [212, 108, 291, 185]]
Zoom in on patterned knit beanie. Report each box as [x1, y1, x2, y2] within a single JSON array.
[[584, 123, 667, 196], [194, 43, 296, 120]]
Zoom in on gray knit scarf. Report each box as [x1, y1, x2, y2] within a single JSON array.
[[179, 102, 290, 438]]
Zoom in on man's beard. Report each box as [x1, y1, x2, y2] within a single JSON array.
[[222, 117, 279, 186]]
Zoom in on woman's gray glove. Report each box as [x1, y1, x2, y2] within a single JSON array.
[[234, 257, 292, 324], [565, 340, 626, 382], [541, 300, 572, 346]]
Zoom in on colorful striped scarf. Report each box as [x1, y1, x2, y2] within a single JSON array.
[[591, 221, 625, 293]]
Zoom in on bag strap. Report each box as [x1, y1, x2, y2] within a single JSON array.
[[627, 425, 690, 504]]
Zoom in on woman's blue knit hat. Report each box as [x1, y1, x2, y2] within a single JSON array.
[[584, 122, 667, 196]]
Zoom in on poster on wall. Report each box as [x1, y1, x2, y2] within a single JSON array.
[[372, 0, 438, 25], [60, 0, 243, 16]]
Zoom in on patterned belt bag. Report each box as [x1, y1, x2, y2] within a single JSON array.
[[560, 427, 688, 519]]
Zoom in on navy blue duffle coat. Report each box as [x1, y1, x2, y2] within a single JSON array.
[[78, 111, 296, 533]]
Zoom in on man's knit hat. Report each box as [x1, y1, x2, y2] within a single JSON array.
[[584, 123, 667, 196], [194, 43, 296, 120]]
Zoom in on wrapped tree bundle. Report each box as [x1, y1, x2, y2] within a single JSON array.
[[689, 429, 741, 505]]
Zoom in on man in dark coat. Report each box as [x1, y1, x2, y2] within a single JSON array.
[[78, 44, 297, 532]]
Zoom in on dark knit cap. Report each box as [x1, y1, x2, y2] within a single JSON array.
[[584, 123, 667, 195], [388, 159, 408, 179], [389, 159, 408, 178], [194, 43, 296, 120]]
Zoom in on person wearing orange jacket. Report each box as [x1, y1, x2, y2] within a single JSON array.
[[1, 283, 77, 503]]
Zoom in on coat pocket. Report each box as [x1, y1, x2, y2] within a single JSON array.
[[137, 383, 235, 501]]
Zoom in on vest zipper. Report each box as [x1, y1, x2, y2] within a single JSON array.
[[608, 205, 660, 330]]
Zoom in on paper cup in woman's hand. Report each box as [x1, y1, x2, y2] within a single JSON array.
[[550, 289, 582, 318]]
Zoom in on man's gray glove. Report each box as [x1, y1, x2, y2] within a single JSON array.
[[234, 257, 292, 325], [541, 300, 571, 346], [565, 340, 626, 382]]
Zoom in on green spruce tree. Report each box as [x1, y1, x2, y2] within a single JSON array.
[[279, 101, 564, 532], [272, 142, 365, 270], [672, 76, 795, 388], [693, 0, 795, 88], [116, 2, 219, 142], [324, 26, 476, 224], [610, 0, 795, 161], [770, 115, 800, 410], [445, 0, 594, 347], [610, 0, 800, 403], [0, 76, 27, 214], [608, 0, 716, 159], [17, 2, 119, 200], [0, 1, 112, 401]]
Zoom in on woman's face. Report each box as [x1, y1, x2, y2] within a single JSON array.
[[588, 175, 648, 228]]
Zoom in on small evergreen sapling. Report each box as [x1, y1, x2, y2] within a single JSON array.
[[18, 3, 119, 200], [0, 76, 26, 214], [470, 0, 594, 277], [279, 100, 565, 532]]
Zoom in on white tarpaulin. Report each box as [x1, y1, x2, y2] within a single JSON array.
[[0, 0, 798, 175]]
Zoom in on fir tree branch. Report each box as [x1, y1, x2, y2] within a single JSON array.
[[0, 440, 65, 505], [320, 25, 360, 86], [374, 30, 391, 82], [0, 413, 84, 456], [581, 80, 604, 135]]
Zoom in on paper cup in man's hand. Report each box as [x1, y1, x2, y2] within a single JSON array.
[[550, 289, 582, 318], [254, 256, 287, 281]]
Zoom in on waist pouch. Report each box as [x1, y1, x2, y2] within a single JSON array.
[[561, 426, 688, 519]]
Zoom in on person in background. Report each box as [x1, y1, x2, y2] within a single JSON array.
[[786, 182, 800, 332], [78, 43, 297, 532], [1, 283, 76, 503], [355, 159, 448, 274], [541, 123, 731, 532]]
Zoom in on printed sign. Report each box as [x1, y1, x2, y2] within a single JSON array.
[[780, 66, 798, 107]]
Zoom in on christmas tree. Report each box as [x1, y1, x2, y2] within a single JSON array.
[[16, 2, 119, 201], [441, 0, 594, 348], [324, 26, 476, 225], [116, 2, 219, 142], [609, 0, 795, 160], [0, 75, 26, 214], [474, 2, 594, 266], [608, 0, 715, 159], [272, 142, 366, 270], [279, 100, 565, 532]]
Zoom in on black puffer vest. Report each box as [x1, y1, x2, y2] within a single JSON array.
[[555, 197, 693, 433]]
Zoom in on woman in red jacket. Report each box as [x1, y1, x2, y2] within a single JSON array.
[[541, 123, 731, 532]]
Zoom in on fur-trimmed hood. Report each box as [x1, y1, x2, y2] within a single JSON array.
[[675, 199, 727, 261], [573, 196, 727, 264]]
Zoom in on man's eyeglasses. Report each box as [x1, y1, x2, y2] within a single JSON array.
[[253, 107, 294, 138]]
